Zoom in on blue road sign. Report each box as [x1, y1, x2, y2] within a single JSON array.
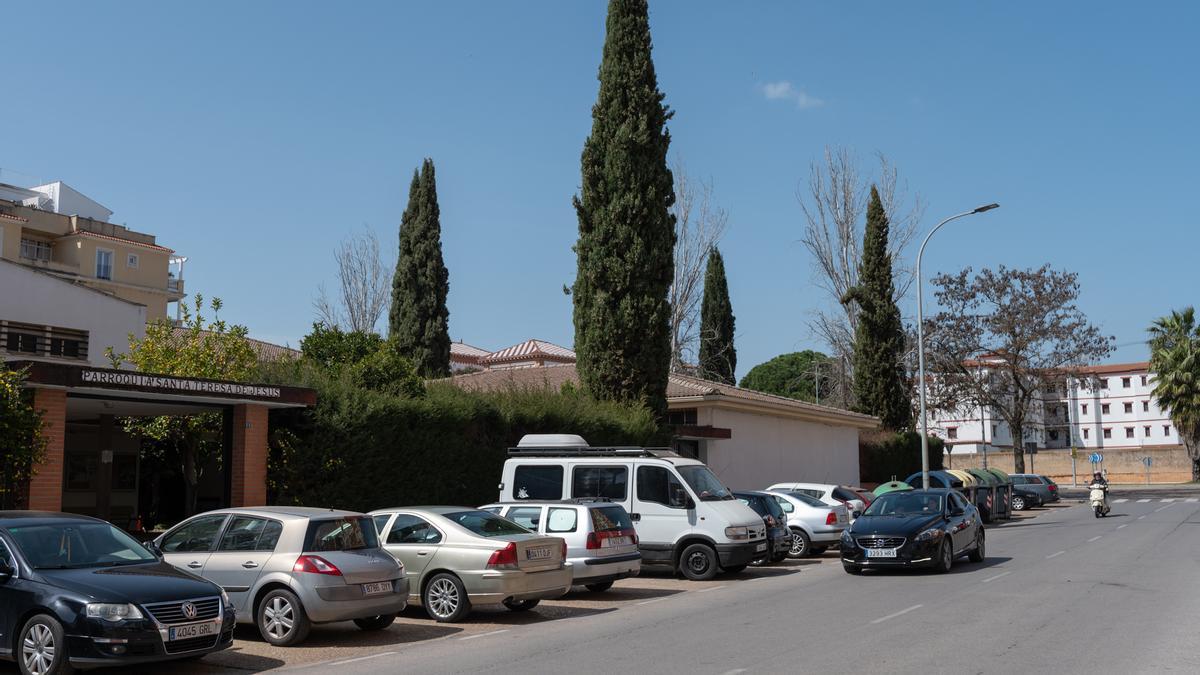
[[1090, 452, 1103, 464], [1142, 456, 1152, 467]]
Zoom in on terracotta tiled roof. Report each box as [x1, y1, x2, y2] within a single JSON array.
[[482, 339, 576, 366], [171, 328, 301, 362], [62, 230, 174, 253], [0, 211, 29, 223], [451, 341, 491, 364], [1075, 361, 1150, 375], [440, 363, 878, 428]]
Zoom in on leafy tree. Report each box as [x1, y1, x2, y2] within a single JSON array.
[[293, 322, 424, 398], [846, 186, 911, 430], [739, 351, 831, 402], [0, 367, 46, 509], [301, 322, 385, 368], [389, 159, 451, 377], [572, 0, 676, 417], [925, 265, 1114, 473], [107, 295, 258, 517], [1148, 307, 1200, 481], [698, 247, 736, 384]]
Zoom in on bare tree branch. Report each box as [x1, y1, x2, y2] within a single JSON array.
[[313, 228, 392, 333], [669, 158, 728, 371]]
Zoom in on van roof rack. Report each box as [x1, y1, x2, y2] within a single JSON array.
[[506, 445, 681, 458]]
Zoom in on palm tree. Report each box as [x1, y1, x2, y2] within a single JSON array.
[[1148, 308, 1200, 481]]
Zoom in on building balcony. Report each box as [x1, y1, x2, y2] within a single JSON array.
[[167, 276, 185, 299]]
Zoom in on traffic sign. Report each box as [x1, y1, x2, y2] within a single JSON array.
[[1142, 456, 1153, 467], [1090, 452, 1103, 463]]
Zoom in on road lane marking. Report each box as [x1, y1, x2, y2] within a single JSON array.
[[1117, 524, 1128, 530], [459, 629, 509, 641], [1155, 504, 1175, 512], [1136, 499, 1151, 503], [1137, 515, 1147, 520], [1162, 498, 1176, 502], [1113, 498, 1128, 503], [697, 585, 726, 593], [983, 571, 1011, 583], [330, 652, 397, 665], [1046, 551, 1065, 559], [720, 670, 748, 675], [870, 604, 923, 625], [1187, 498, 1198, 503], [636, 597, 668, 606], [1087, 536, 1102, 542]]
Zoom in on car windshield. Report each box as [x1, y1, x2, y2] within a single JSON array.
[[762, 496, 786, 520], [8, 522, 157, 569], [444, 511, 531, 537], [304, 517, 379, 552], [735, 494, 769, 517], [677, 465, 732, 501], [785, 491, 826, 508], [864, 492, 945, 516]]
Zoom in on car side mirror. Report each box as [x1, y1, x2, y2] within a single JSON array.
[[0, 559, 14, 582], [144, 539, 162, 558]]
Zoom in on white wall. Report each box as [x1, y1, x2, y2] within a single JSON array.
[[0, 260, 146, 366], [700, 406, 862, 490]]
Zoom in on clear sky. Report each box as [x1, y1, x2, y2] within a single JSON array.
[[4, 1, 1197, 378]]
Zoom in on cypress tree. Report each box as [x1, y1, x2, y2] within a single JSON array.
[[388, 158, 451, 377], [849, 185, 911, 429], [698, 247, 736, 384], [572, 0, 676, 417]]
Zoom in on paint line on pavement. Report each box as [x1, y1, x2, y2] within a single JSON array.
[[1137, 515, 1147, 520], [1117, 524, 1128, 530], [1155, 504, 1175, 512], [1113, 498, 1128, 503], [636, 597, 668, 606], [719, 670, 748, 675], [1162, 498, 1176, 503], [330, 652, 397, 666], [983, 571, 1011, 583], [1187, 498, 1198, 503], [870, 604, 923, 625], [459, 629, 509, 641], [1046, 550, 1065, 559], [1136, 498, 1151, 503], [697, 585, 726, 593], [1087, 535, 1102, 542]]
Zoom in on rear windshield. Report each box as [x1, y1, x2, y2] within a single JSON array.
[[444, 511, 531, 537], [590, 506, 634, 532], [735, 494, 769, 517], [786, 491, 827, 508], [304, 517, 379, 552]]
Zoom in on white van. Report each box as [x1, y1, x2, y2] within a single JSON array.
[[498, 434, 766, 580]]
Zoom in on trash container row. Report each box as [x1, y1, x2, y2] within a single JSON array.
[[902, 468, 1014, 522]]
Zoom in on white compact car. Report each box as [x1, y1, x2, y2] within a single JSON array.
[[767, 482, 867, 520]]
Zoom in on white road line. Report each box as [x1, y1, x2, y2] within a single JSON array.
[[636, 597, 668, 606], [1137, 515, 1147, 520], [459, 629, 509, 641], [870, 604, 923, 625], [330, 652, 397, 665], [1046, 550, 1065, 559], [983, 571, 1011, 583], [1117, 524, 1128, 530], [1187, 498, 1198, 503], [1162, 498, 1176, 502], [1113, 498, 1129, 503], [697, 585, 726, 593], [719, 670, 748, 675], [1155, 504, 1175, 512], [1136, 498, 1151, 503], [1087, 535, 1102, 542]]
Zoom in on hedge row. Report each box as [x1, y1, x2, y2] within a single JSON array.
[[858, 430, 945, 485]]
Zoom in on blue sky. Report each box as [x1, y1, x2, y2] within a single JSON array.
[[4, 1, 1197, 378]]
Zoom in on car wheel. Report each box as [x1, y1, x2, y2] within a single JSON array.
[[502, 598, 540, 612], [353, 614, 396, 631], [424, 573, 471, 622], [786, 529, 811, 559], [1011, 495, 1026, 511], [584, 581, 614, 592], [842, 562, 862, 575], [18, 614, 73, 675], [678, 543, 719, 581], [968, 530, 986, 563], [936, 539, 953, 574], [258, 588, 312, 647]]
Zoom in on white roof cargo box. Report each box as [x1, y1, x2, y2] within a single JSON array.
[[517, 434, 589, 448]]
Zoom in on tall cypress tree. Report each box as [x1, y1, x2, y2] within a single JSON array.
[[698, 247, 736, 384], [849, 185, 911, 429], [388, 158, 451, 377], [572, 0, 676, 416]]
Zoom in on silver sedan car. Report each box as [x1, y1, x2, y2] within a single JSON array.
[[765, 490, 848, 558], [369, 507, 573, 622], [155, 507, 408, 646]]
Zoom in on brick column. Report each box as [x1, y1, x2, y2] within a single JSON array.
[[28, 389, 67, 512], [230, 404, 269, 507]]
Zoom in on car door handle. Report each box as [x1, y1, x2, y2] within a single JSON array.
[[241, 561, 259, 569], [417, 550, 430, 556], [187, 561, 203, 569], [630, 513, 641, 522]]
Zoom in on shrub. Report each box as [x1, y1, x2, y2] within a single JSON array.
[[859, 430, 944, 485]]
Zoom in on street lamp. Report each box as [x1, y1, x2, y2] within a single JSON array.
[[916, 203, 999, 490]]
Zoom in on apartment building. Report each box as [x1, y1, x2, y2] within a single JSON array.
[[0, 180, 185, 320]]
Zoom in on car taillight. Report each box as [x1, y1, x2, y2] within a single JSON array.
[[486, 542, 519, 569], [826, 511, 837, 525], [562, 540, 568, 559], [293, 555, 342, 576]]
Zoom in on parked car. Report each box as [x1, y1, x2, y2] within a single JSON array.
[[1009, 485, 1044, 511], [1010, 474, 1058, 504], [369, 507, 572, 622], [766, 482, 867, 520], [499, 434, 767, 580], [840, 489, 986, 574], [0, 511, 236, 674], [731, 491, 790, 565], [479, 500, 640, 591], [154, 507, 407, 646], [765, 490, 848, 558]]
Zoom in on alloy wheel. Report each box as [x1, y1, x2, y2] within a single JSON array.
[[428, 578, 460, 618], [264, 596, 295, 640], [22, 623, 55, 675], [942, 540, 953, 571], [789, 533, 807, 557]]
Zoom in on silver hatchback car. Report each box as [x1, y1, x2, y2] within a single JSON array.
[[154, 507, 408, 646]]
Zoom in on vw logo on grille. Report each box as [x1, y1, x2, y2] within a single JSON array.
[[181, 602, 197, 620]]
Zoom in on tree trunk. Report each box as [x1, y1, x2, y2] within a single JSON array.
[[1011, 420, 1026, 473], [1187, 438, 1200, 482]]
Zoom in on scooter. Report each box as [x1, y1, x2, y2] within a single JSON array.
[[1089, 483, 1110, 518]]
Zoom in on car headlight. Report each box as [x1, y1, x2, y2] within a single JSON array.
[[220, 588, 231, 607], [86, 603, 144, 622], [915, 527, 945, 543], [841, 528, 855, 545], [725, 526, 750, 540]]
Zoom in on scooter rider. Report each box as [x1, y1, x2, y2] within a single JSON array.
[[1089, 471, 1110, 514]]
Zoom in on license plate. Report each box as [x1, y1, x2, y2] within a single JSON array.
[[866, 548, 897, 558], [525, 546, 552, 560], [755, 542, 767, 552], [606, 536, 632, 547], [168, 622, 217, 641], [362, 581, 392, 596]]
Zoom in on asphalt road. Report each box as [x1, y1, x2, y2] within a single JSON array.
[[285, 492, 1200, 675]]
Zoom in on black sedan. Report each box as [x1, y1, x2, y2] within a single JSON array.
[[0, 512, 235, 674], [839, 489, 985, 574], [733, 491, 791, 565]]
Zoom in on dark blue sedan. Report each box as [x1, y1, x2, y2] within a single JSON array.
[[839, 489, 985, 574]]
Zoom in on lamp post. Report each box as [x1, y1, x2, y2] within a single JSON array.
[[916, 203, 999, 490]]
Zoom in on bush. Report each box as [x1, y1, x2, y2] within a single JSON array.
[[859, 430, 944, 485]]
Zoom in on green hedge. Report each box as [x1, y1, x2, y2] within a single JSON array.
[[859, 430, 944, 485], [264, 371, 665, 512]]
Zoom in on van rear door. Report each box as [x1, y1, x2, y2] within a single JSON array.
[[631, 464, 692, 564]]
